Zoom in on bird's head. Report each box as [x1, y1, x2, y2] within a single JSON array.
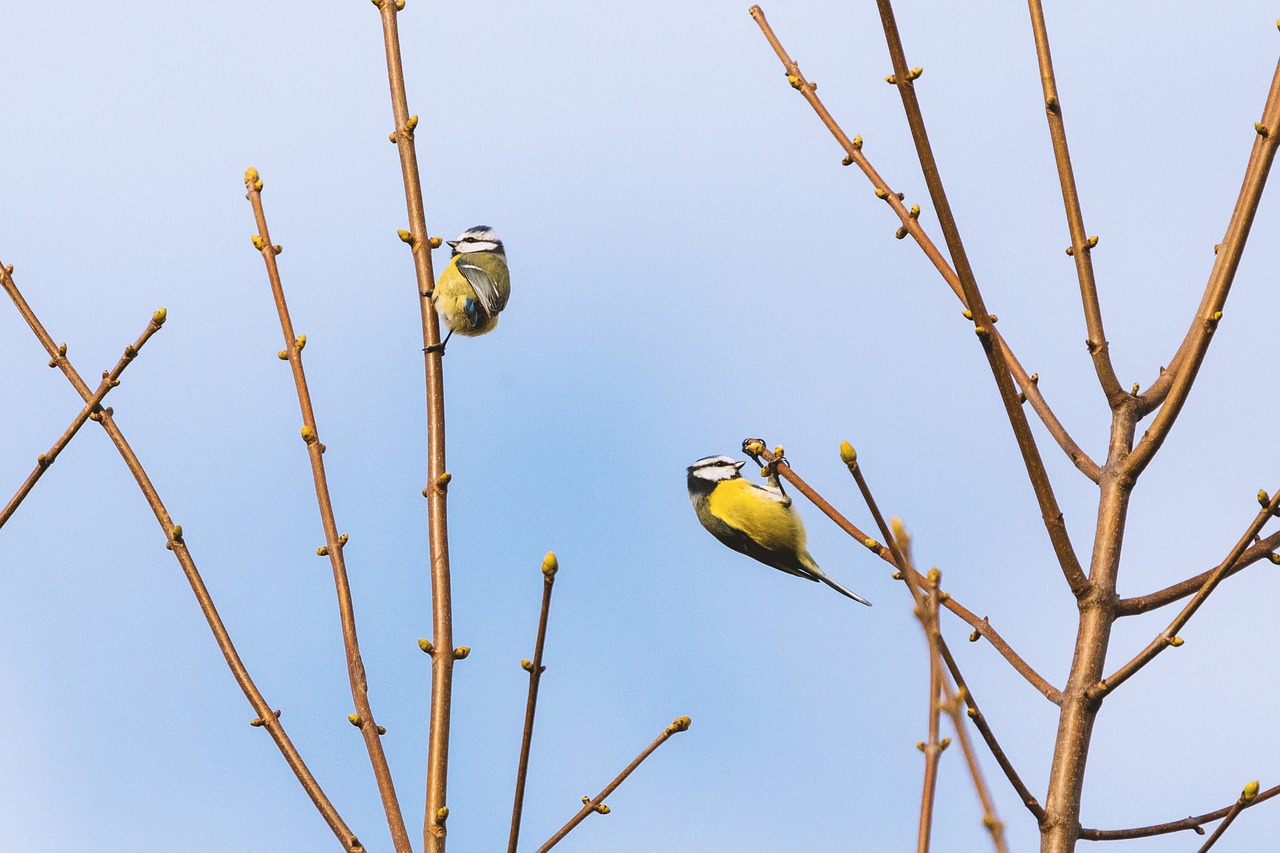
[[687, 455, 746, 485], [448, 225, 504, 256]]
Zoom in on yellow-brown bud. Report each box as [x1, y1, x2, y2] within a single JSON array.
[[542, 551, 559, 577]]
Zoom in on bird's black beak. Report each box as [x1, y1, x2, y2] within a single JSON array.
[[446, 240, 459, 248], [733, 461, 746, 470]]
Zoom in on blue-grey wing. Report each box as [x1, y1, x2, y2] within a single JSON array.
[[456, 260, 509, 316]]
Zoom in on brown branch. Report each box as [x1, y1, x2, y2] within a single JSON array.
[[0, 264, 365, 852], [507, 552, 560, 853], [244, 172, 412, 853], [916, 567, 1010, 853], [1080, 780, 1275, 841], [749, 5, 1090, 596], [1, 311, 163, 529], [916, 579, 945, 853], [1196, 781, 1261, 853], [940, 681, 1010, 852], [1117, 530, 1280, 616], [1093, 490, 1280, 700], [747, 443, 1047, 823], [532, 716, 692, 853], [744, 440, 1062, 705], [1025, 0, 1124, 405], [1126, 55, 1280, 470], [935, 630, 1047, 824], [369, 4, 455, 850], [1006, 342, 1102, 483]]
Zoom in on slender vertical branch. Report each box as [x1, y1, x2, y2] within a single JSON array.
[[916, 577, 945, 853], [244, 172, 412, 853], [1, 311, 163, 529], [1128, 55, 1280, 457], [873, 0, 1091, 596], [368, 4, 454, 849], [940, 681, 1009, 852], [1094, 489, 1280, 699], [749, 5, 1089, 596], [532, 716, 692, 853], [0, 264, 364, 852], [507, 552, 560, 853], [1024, 0, 1124, 404]]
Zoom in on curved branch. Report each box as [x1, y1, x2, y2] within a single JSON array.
[[1116, 530, 1280, 616], [1080, 781, 1274, 842]]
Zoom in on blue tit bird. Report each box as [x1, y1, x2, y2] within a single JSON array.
[[430, 225, 511, 352], [687, 455, 871, 605]]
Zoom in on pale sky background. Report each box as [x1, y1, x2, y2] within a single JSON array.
[[2, 2, 1279, 851]]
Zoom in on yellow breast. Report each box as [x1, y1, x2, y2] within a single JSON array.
[[707, 478, 808, 554]]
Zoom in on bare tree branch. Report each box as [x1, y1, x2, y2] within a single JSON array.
[[1024, 0, 1123, 405], [1126, 56, 1280, 469], [744, 440, 1062, 704], [1196, 781, 1262, 853], [1, 264, 365, 852], [244, 171, 412, 853], [1093, 490, 1280, 700], [368, 3, 456, 849], [1116, 530, 1280, 616], [507, 552, 560, 853], [916, 578, 946, 853], [532, 716, 692, 853], [1079, 780, 1274, 841], [749, 5, 1090, 596], [1, 311, 163, 529]]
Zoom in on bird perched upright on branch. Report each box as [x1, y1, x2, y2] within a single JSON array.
[[686, 455, 871, 605], [430, 225, 510, 352]]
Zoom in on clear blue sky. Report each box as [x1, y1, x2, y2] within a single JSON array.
[[2, 2, 1278, 850]]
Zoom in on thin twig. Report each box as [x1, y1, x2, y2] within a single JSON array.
[[916, 578, 945, 853], [369, 3, 455, 849], [1025, 0, 1123, 405], [1196, 781, 1261, 853], [1116, 530, 1280, 616], [873, 0, 1091, 594], [919, 566, 1011, 852], [749, 443, 1046, 821], [940, 681, 1009, 852], [1, 312, 163, 529], [1127, 55, 1280, 466], [507, 553, 560, 853], [745, 441, 1062, 704], [0, 264, 364, 852], [1079, 781, 1277, 841], [532, 716, 692, 853], [749, 5, 1091, 595], [935, 633, 1047, 823], [1093, 490, 1280, 700], [244, 172, 412, 853]]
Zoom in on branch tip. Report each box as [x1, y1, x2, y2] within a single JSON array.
[[542, 551, 559, 577], [838, 440, 857, 465]]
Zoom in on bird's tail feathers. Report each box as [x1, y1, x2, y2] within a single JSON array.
[[817, 571, 872, 606]]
